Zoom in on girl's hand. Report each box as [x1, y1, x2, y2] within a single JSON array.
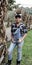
[[11, 38, 14, 42], [18, 38, 23, 43]]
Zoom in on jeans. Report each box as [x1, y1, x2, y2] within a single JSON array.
[[8, 41, 24, 61]]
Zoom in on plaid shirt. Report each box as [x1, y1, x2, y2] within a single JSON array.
[[11, 22, 27, 41]]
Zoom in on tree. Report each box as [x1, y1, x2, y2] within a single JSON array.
[[8, 0, 15, 5], [8, 0, 15, 10]]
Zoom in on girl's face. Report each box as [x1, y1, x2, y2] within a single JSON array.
[[15, 17, 22, 24]]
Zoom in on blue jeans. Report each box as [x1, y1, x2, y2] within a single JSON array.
[[8, 41, 24, 61]]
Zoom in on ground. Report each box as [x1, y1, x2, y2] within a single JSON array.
[[1, 30, 32, 65]]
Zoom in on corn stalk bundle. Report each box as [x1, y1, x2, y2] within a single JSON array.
[[0, 0, 8, 63]]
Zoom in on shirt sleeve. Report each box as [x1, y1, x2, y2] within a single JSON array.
[[11, 24, 14, 36], [22, 24, 28, 34], [20, 24, 28, 36], [11, 24, 13, 33]]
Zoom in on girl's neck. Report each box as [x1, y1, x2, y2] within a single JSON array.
[[16, 22, 21, 27]]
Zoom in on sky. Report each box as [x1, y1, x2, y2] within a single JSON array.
[[15, 0, 32, 8]]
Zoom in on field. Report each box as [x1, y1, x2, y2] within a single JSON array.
[[2, 30, 32, 65]]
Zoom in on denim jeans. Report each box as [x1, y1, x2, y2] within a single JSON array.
[[8, 41, 24, 61]]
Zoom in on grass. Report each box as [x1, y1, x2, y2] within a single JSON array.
[[2, 30, 32, 65]]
